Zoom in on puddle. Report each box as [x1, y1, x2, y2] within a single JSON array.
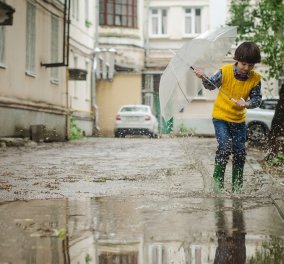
[[0, 196, 284, 263]]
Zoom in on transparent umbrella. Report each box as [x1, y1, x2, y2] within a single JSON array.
[[159, 26, 237, 121]]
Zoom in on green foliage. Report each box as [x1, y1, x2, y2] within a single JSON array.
[[85, 254, 92, 264], [228, 0, 284, 79], [162, 117, 174, 134], [85, 19, 92, 28], [69, 116, 82, 140], [247, 236, 284, 263], [267, 152, 284, 166], [176, 123, 196, 137], [54, 228, 67, 240]]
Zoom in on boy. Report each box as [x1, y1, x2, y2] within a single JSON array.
[[194, 42, 262, 192]]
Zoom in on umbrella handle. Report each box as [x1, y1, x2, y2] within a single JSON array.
[[190, 66, 236, 102]]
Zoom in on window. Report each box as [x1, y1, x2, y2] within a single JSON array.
[[184, 8, 201, 35], [26, 1, 36, 74], [0, 0, 6, 66], [73, 56, 78, 97], [71, 0, 79, 21], [149, 8, 167, 35], [51, 15, 59, 82], [0, 26, 5, 66], [142, 74, 161, 109], [85, 60, 89, 99], [85, 0, 89, 20], [99, 0, 137, 28]]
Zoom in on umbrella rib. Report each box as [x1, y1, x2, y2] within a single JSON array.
[[169, 62, 190, 104], [171, 50, 234, 101]]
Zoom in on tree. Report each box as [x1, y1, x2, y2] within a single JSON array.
[[228, 0, 284, 155], [228, 0, 284, 79]]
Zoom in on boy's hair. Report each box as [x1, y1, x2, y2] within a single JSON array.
[[233, 42, 261, 64]]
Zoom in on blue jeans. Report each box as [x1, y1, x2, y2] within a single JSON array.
[[213, 118, 247, 167]]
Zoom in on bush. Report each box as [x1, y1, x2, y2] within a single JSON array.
[[69, 116, 82, 140], [176, 123, 196, 137]]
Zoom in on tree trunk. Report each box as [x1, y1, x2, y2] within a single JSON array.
[[266, 84, 284, 158]]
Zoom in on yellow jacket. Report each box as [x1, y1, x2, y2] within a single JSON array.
[[212, 64, 261, 123]]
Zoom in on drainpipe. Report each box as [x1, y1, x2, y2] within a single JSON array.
[[144, 0, 150, 60], [91, 0, 100, 134], [65, 68, 70, 140]]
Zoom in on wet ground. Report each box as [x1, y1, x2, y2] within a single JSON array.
[[0, 137, 284, 263]]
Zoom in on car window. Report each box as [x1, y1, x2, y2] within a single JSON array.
[[121, 106, 149, 113], [259, 100, 278, 110]]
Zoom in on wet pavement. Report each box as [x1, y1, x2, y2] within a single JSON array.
[[0, 136, 284, 263]]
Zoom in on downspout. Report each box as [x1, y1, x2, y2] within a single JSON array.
[[144, 0, 150, 60], [91, 0, 100, 134], [65, 0, 71, 140], [65, 68, 70, 140]]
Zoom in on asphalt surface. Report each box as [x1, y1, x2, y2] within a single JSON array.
[[0, 136, 284, 263], [0, 136, 282, 200]]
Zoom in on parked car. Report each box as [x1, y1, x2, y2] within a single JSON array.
[[246, 98, 278, 142], [114, 104, 159, 138]]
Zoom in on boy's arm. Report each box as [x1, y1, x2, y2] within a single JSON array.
[[202, 70, 222, 90], [246, 82, 262, 109], [193, 69, 222, 90]]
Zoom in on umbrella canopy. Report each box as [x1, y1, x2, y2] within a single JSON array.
[[159, 26, 237, 121]]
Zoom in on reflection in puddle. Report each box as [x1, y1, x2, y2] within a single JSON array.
[[0, 196, 284, 263], [214, 199, 246, 263]]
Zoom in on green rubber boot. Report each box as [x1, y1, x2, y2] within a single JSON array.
[[232, 165, 244, 192], [213, 164, 226, 191]]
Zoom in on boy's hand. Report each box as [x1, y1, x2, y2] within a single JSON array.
[[233, 98, 248, 108], [193, 68, 206, 79]]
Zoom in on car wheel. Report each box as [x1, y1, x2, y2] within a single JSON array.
[[247, 122, 269, 143], [115, 131, 125, 138], [147, 132, 152, 138]]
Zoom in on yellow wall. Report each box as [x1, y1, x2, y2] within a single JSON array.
[[97, 73, 142, 136]]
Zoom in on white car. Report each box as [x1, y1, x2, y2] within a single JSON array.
[[114, 104, 159, 138], [246, 98, 278, 142]]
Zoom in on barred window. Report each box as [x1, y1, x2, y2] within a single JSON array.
[[0, 26, 5, 66], [51, 15, 59, 82], [0, 0, 6, 66], [99, 0, 137, 28], [26, 1, 36, 74]]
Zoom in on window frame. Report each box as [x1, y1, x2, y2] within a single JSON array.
[[99, 0, 138, 28], [73, 56, 78, 98], [0, 25, 5, 67], [149, 8, 168, 36], [25, 0, 36, 76], [0, 0, 6, 67], [184, 7, 202, 36], [71, 0, 79, 21], [50, 14, 59, 84]]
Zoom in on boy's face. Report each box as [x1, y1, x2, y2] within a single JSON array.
[[237, 61, 255, 76]]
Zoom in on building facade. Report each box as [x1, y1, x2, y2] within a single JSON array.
[[0, 0, 68, 141], [144, 0, 279, 135], [0, 0, 279, 139], [68, 0, 97, 136], [94, 0, 145, 136]]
